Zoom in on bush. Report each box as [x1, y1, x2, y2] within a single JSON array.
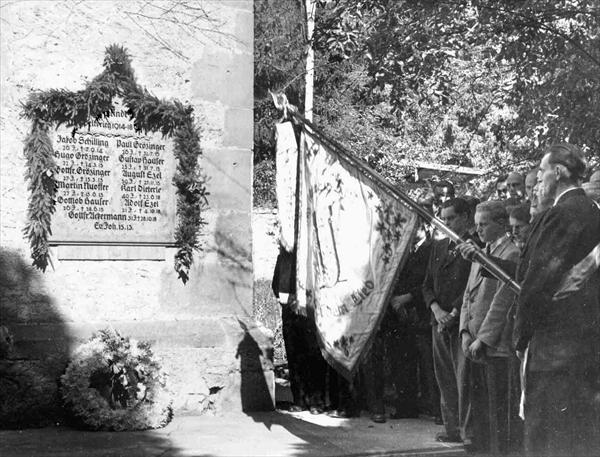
[[253, 279, 285, 365], [253, 159, 277, 208]]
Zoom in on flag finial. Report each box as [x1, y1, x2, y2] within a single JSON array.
[[270, 91, 298, 122]]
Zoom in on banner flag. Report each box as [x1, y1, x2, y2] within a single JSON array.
[[275, 122, 298, 253], [296, 127, 418, 379], [553, 243, 600, 300]]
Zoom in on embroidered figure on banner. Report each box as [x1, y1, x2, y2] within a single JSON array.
[[313, 189, 346, 286], [375, 202, 409, 264], [308, 152, 348, 288], [333, 334, 355, 358]]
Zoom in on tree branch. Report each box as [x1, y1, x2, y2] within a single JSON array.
[[472, 1, 600, 69]]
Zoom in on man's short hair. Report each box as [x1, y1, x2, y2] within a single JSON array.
[[476, 200, 509, 225], [506, 172, 524, 185], [464, 196, 481, 217], [441, 197, 470, 217], [433, 180, 456, 203], [418, 196, 434, 214], [546, 143, 587, 182], [510, 204, 531, 224], [434, 180, 455, 194]]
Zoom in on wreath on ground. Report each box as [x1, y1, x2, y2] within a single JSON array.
[[21, 44, 208, 283], [60, 328, 173, 431]]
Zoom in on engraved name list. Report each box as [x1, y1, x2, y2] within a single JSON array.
[[50, 99, 177, 245]]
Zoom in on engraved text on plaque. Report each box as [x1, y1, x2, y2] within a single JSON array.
[[49, 99, 177, 245]]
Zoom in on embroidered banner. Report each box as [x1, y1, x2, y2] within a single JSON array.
[[296, 128, 418, 379], [275, 122, 298, 253]]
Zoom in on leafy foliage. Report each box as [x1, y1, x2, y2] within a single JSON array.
[[254, 0, 306, 207], [255, 0, 599, 207], [317, 0, 600, 170], [21, 45, 207, 282], [172, 119, 209, 283], [60, 328, 172, 431], [22, 121, 59, 270], [253, 159, 277, 208], [0, 325, 58, 429], [253, 279, 286, 365]]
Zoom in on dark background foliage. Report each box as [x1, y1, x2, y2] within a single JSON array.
[[254, 0, 600, 206]]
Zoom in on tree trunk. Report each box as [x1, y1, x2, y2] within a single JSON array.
[[304, 0, 316, 122]]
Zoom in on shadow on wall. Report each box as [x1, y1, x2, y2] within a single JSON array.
[[214, 225, 253, 311], [0, 248, 74, 428], [213, 220, 276, 412], [0, 248, 182, 454], [236, 319, 275, 412]]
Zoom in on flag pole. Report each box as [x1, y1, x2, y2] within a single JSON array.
[[275, 97, 521, 294]]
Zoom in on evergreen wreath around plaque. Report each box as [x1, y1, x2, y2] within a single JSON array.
[[60, 328, 173, 431], [21, 44, 208, 283]]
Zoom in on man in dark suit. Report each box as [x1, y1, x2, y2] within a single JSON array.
[[422, 198, 474, 442], [387, 220, 438, 420], [272, 246, 328, 414], [513, 144, 600, 456]]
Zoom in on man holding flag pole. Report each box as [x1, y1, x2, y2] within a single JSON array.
[[272, 93, 520, 432], [272, 92, 518, 369]]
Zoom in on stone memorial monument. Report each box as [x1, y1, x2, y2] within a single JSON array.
[[0, 0, 271, 427]]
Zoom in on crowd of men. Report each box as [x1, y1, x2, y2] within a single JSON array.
[[272, 144, 600, 456]]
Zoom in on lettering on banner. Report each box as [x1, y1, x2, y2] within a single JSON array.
[[316, 280, 375, 320]]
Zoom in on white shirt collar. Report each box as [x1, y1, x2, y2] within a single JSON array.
[[553, 187, 578, 206]]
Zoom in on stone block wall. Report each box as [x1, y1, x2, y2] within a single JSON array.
[[0, 0, 272, 422]]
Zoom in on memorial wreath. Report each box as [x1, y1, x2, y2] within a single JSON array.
[[60, 328, 173, 431], [21, 44, 207, 282]]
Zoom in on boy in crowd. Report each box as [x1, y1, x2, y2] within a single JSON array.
[[457, 202, 520, 453]]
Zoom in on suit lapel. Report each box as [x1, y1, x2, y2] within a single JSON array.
[[470, 237, 510, 296], [467, 262, 483, 298], [522, 211, 545, 254], [440, 238, 456, 269], [493, 237, 509, 258], [518, 209, 551, 281]]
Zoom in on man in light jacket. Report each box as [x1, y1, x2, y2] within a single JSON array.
[[457, 201, 520, 453]]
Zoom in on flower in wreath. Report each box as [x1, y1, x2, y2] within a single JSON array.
[[60, 328, 173, 431]]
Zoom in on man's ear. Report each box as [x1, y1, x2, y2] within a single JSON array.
[[555, 164, 571, 181]]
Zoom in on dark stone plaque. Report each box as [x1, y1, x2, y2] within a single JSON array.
[[49, 99, 177, 245]]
